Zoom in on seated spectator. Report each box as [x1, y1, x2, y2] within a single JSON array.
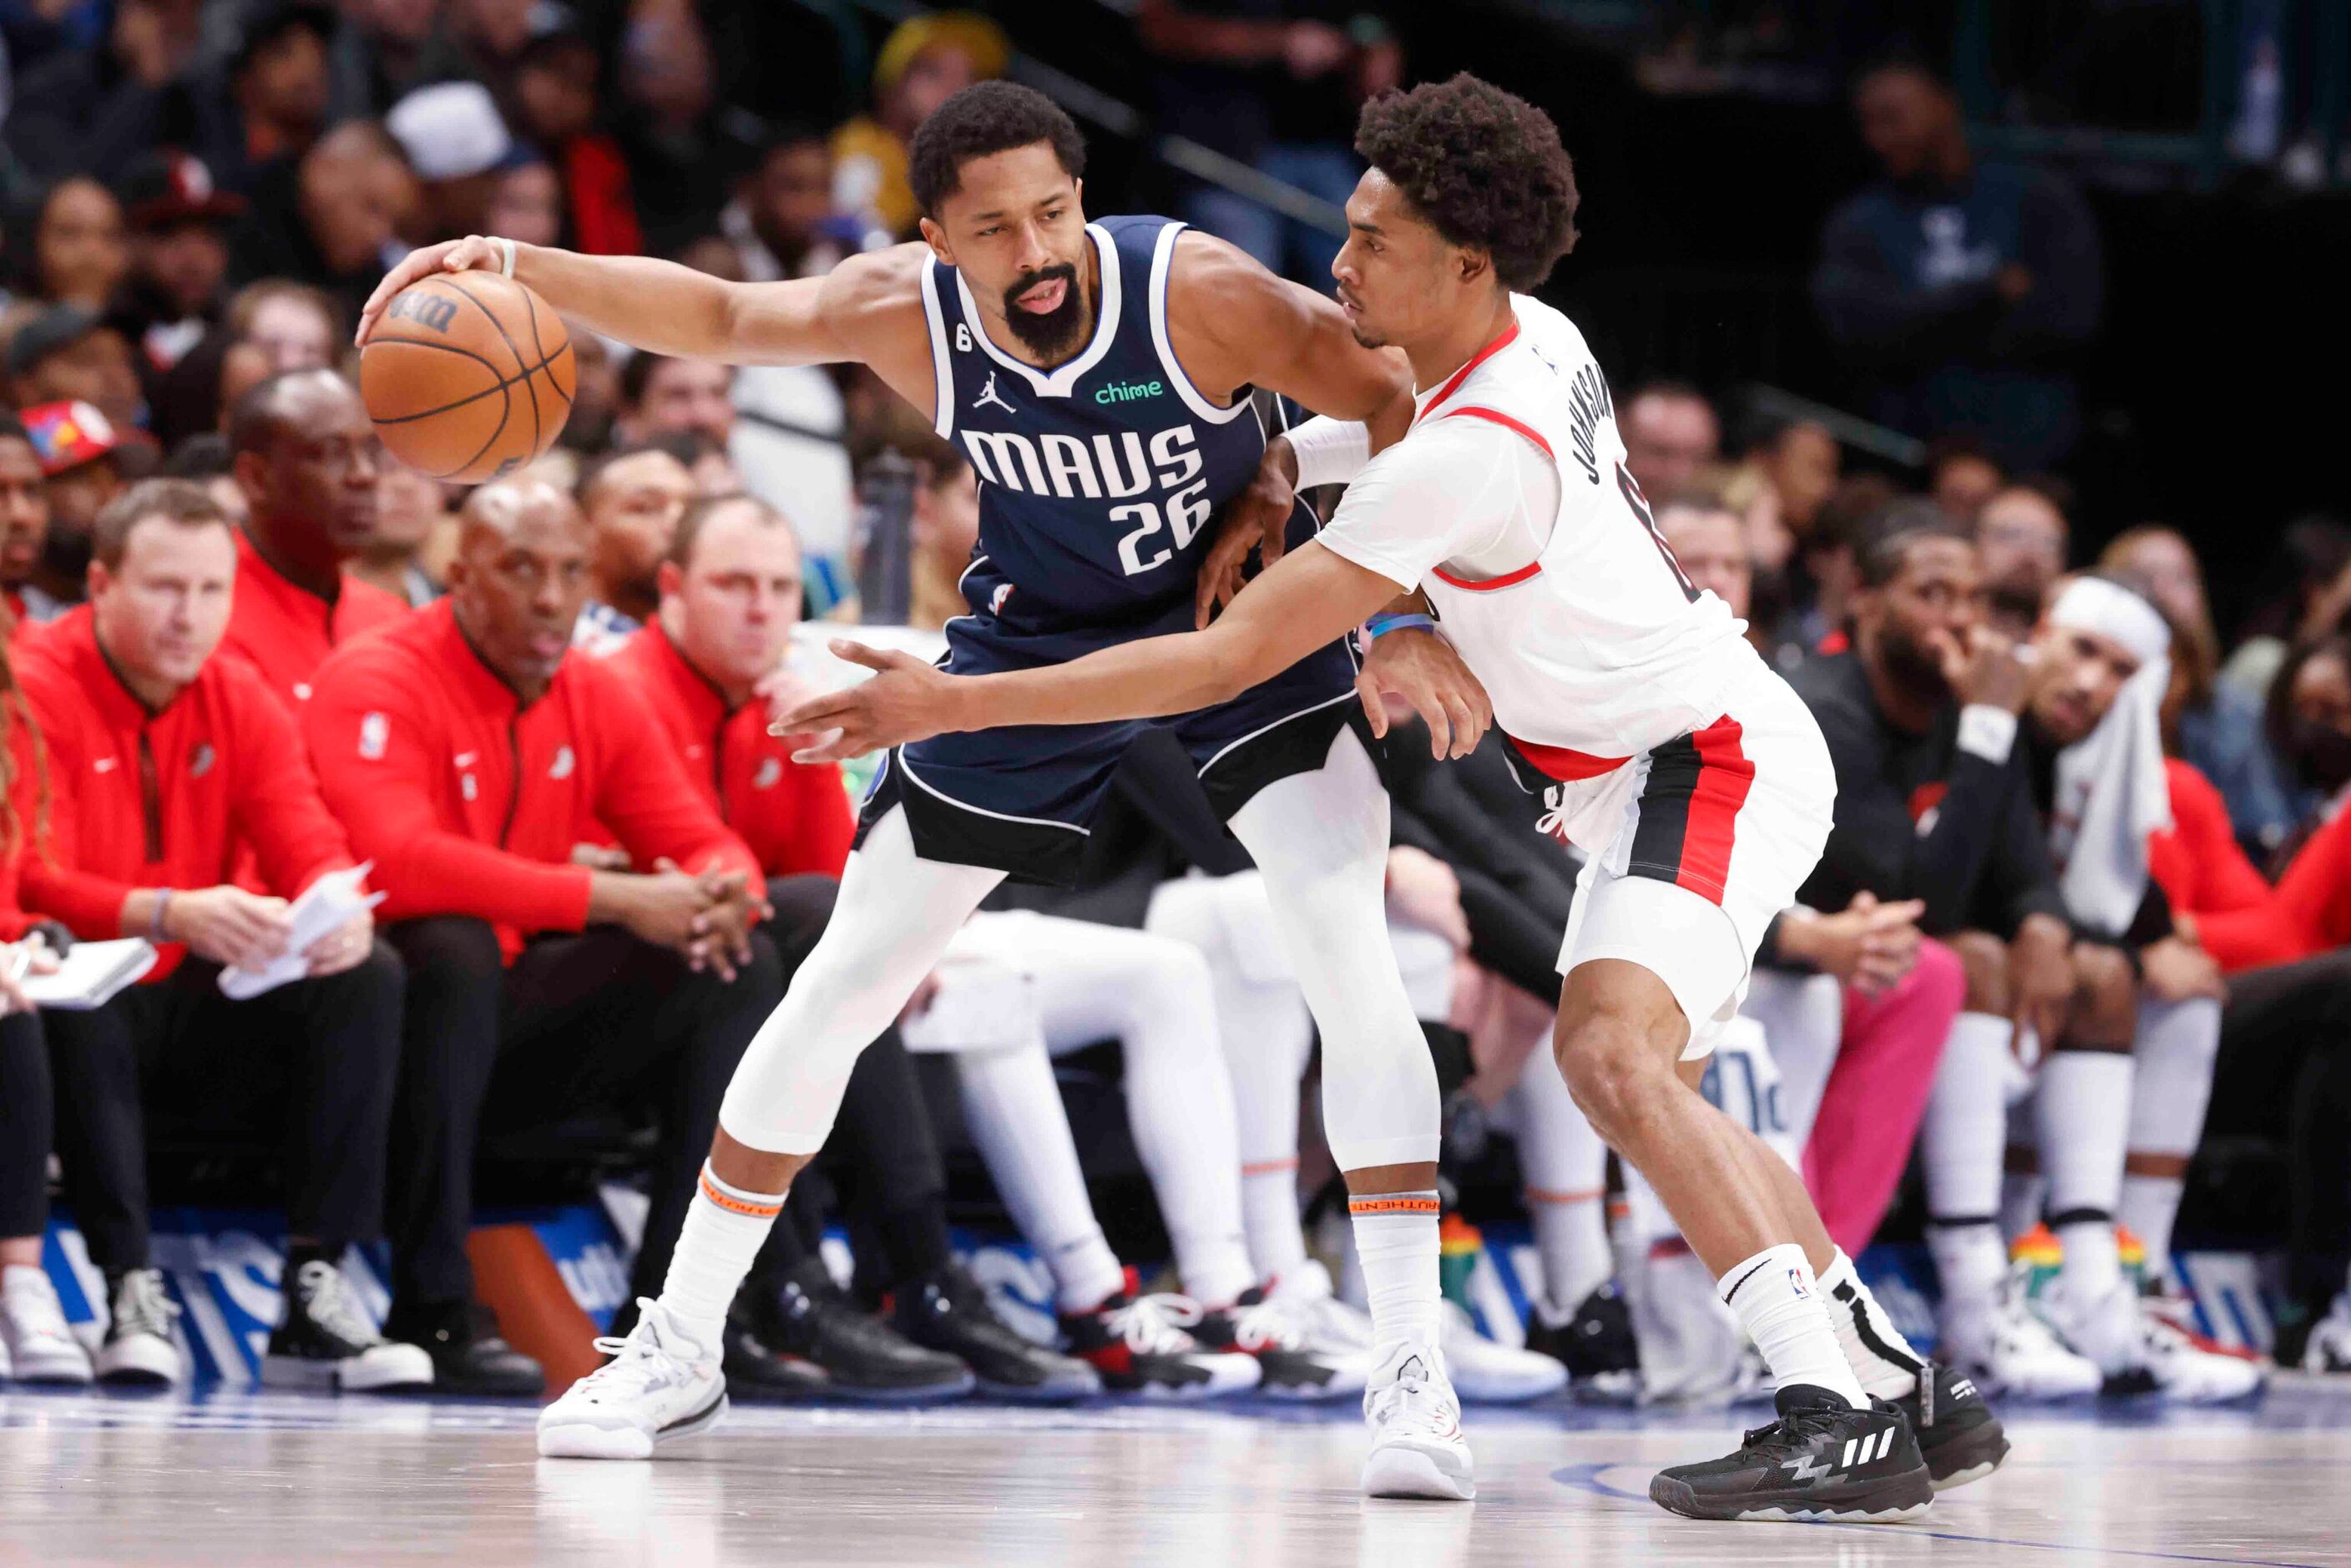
[[2266, 632, 2351, 847], [232, 124, 418, 324], [2101, 526, 2295, 858], [221, 371, 411, 706], [573, 443, 695, 646], [0, 420, 52, 626], [18, 399, 129, 622], [614, 352, 734, 451], [612, 1, 749, 257], [599, 493, 1093, 1400], [831, 13, 1009, 240], [484, 154, 564, 250], [1747, 415, 1841, 547], [229, 281, 341, 376], [351, 464, 454, 608], [9, 306, 144, 432], [1813, 58, 2102, 469], [719, 128, 864, 569], [1780, 471, 1898, 663], [510, 26, 644, 258], [2005, 575, 2257, 1400], [1976, 480, 2069, 639], [1789, 514, 2092, 1395], [12, 178, 130, 316], [1929, 437, 2004, 527], [149, 328, 277, 452], [22, 478, 421, 1393], [159, 431, 252, 525], [555, 328, 621, 453], [202, 0, 337, 194], [4, 0, 205, 184], [1618, 380, 1719, 508], [2136, 692, 2351, 1373], [303, 476, 781, 1393], [2219, 515, 2351, 709], [112, 154, 244, 378], [0, 638, 82, 1384], [387, 80, 516, 245]]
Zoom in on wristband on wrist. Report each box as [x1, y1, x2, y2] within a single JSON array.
[[495, 235, 517, 277], [1364, 611, 1436, 642], [148, 888, 173, 942]]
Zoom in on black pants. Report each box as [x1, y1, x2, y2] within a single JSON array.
[[0, 1011, 52, 1239], [2202, 948, 2351, 1307], [382, 917, 784, 1314], [748, 877, 950, 1294], [44, 948, 406, 1272]]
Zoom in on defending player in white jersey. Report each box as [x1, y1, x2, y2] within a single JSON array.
[[784, 74, 2011, 1524]]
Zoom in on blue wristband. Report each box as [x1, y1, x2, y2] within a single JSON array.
[[1364, 612, 1436, 642]]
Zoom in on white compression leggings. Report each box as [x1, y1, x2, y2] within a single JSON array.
[[718, 726, 1441, 1174]]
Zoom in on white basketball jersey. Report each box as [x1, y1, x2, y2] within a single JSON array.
[[1330, 295, 1762, 779]]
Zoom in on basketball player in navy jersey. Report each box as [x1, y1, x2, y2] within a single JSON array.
[[362, 83, 1488, 1498]]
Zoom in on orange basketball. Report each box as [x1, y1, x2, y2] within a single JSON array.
[[359, 271, 575, 483]]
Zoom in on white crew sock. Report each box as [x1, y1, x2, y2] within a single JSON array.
[[1920, 1011, 2012, 1326], [953, 1044, 1127, 1313], [1817, 1247, 1927, 1399], [2120, 997, 2222, 1286], [1349, 1191, 1442, 1352], [1718, 1243, 1868, 1407], [658, 1162, 785, 1353], [2037, 1048, 2135, 1301], [1514, 1037, 1614, 1308]]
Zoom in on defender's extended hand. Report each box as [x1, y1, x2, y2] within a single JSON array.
[[1358, 626, 1493, 759], [773, 641, 966, 762]]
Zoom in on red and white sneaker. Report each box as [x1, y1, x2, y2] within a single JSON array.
[[1191, 1277, 1365, 1402], [1057, 1289, 1259, 1400], [1361, 1339, 1474, 1500]]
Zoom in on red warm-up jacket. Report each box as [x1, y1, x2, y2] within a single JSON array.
[[303, 599, 761, 957], [16, 609, 356, 977], [599, 622, 857, 878], [218, 531, 410, 707], [2148, 758, 2308, 973], [0, 704, 45, 941]]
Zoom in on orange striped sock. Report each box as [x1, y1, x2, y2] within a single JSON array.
[[658, 1161, 786, 1354]]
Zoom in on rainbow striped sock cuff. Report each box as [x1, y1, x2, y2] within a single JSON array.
[[697, 1162, 786, 1220]]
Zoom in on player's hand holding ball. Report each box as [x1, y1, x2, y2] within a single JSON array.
[[356, 236, 574, 483]]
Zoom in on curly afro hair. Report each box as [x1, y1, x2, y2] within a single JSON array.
[[908, 81, 1087, 217], [1354, 74, 1579, 292]]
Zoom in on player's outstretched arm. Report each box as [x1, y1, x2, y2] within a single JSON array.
[[356, 235, 922, 369], [777, 544, 1427, 758]]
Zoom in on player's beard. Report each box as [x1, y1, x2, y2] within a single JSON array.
[[1878, 624, 1952, 706], [1002, 264, 1086, 357]]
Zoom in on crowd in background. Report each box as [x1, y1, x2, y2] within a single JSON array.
[[0, 0, 2346, 1407]]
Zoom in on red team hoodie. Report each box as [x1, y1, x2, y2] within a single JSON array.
[[303, 599, 760, 958], [599, 620, 857, 878], [16, 608, 356, 977]]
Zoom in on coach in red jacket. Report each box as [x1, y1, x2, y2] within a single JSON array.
[[306, 474, 781, 1393], [220, 371, 411, 706], [19, 478, 421, 1392]]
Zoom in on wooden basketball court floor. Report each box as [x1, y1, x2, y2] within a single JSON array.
[[7, 1382, 2349, 1566]]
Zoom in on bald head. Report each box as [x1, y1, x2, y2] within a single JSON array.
[[230, 368, 384, 579], [450, 475, 592, 695]]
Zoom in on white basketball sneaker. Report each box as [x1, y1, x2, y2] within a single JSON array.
[[1360, 1339, 1474, 1501], [2300, 1293, 2351, 1374], [0, 1265, 94, 1384], [538, 1300, 728, 1459], [2041, 1277, 2265, 1402], [1940, 1272, 2101, 1399]]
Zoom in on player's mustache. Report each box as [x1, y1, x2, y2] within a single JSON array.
[[1005, 264, 1079, 312]]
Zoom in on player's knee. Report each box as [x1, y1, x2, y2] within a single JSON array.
[[1951, 929, 2010, 1014], [1554, 1002, 1678, 1144], [2070, 944, 2137, 1044]]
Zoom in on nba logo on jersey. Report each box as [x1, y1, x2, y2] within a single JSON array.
[[991, 583, 1014, 613]]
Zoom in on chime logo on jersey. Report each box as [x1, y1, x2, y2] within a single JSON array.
[[958, 422, 1202, 503]]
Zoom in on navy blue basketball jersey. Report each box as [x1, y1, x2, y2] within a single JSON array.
[[923, 215, 1267, 623]]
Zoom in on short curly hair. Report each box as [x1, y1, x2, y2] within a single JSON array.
[[1354, 74, 1580, 292], [908, 81, 1086, 217]]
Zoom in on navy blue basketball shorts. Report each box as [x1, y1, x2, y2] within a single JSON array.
[[854, 580, 1363, 887]]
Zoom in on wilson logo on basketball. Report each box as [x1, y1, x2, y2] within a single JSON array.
[[387, 292, 459, 333]]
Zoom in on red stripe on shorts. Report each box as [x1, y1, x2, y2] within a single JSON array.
[[1676, 715, 1754, 900]]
